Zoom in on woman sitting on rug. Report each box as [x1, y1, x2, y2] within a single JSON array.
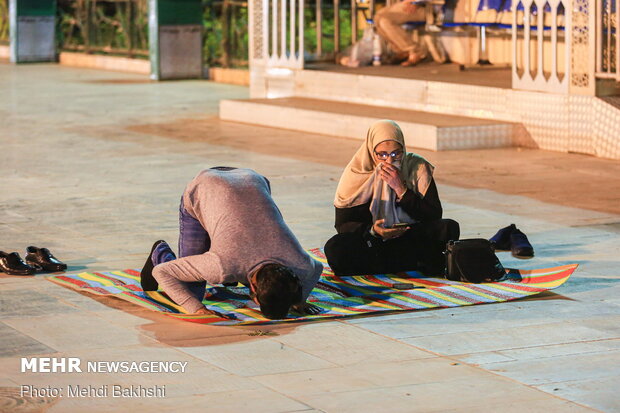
[[323, 119, 460, 276]]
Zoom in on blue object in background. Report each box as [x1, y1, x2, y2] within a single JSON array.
[[477, 0, 504, 11]]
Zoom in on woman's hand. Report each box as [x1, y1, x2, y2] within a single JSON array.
[[378, 162, 406, 195], [373, 219, 408, 240]]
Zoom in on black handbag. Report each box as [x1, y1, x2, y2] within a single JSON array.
[[445, 239, 505, 283]]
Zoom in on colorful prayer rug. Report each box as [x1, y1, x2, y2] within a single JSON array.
[[46, 248, 577, 326]]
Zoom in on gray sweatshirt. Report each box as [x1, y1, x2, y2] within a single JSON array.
[[152, 168, 323, 313]]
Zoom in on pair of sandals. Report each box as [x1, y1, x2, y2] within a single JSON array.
[[0, 246, 67, 276], [489, 224, 535, 259]]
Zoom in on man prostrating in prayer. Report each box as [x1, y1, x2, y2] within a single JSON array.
[[140, 167, 323, 320]]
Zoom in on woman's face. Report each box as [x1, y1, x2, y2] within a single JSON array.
[[373, 140, 404, 166]]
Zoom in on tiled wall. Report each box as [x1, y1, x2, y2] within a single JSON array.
[[594, 99, 620, 159]]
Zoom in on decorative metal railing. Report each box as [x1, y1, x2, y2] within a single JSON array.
[[250, 0, 357, 68], [57, 0, 149, 58], [215, 0, 357, 67], [596, 0, 619, 80], [307, 0, 354, 60], [507, 0, 620, 91], [57, 0, 250, 67], [0, 0, 8, 45], [511, 0, 571, 93], [204, 0, 249, 67], [250, 0, 306, 68]]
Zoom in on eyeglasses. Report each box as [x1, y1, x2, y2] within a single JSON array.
[[374, 150, 403, 160]]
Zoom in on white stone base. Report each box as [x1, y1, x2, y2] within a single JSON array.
[[59, 52, 150, 74], [241, 0, 619, 158], [242, 68, 620, 159], [220, 97, 520, 151], [208, 67, 250, 86]]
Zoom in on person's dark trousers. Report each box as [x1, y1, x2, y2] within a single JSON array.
[[151, 197, 211, 299], [324, 219, 460, 276]]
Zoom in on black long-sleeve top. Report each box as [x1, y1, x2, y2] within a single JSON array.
[[334, 179, 443, 235]]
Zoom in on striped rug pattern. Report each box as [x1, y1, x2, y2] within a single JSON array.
[[47, 248, 577, 325]]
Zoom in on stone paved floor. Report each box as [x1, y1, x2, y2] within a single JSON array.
[[1, 63, 619, 412]]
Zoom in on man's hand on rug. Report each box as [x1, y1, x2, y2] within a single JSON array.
[[194, 307, 237, 320], [291, 302, 322, 315]]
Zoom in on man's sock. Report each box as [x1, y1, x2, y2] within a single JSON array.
[[140, 240, 173, 291]]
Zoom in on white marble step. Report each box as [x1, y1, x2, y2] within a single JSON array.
[[220, 97, 522, 151]]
